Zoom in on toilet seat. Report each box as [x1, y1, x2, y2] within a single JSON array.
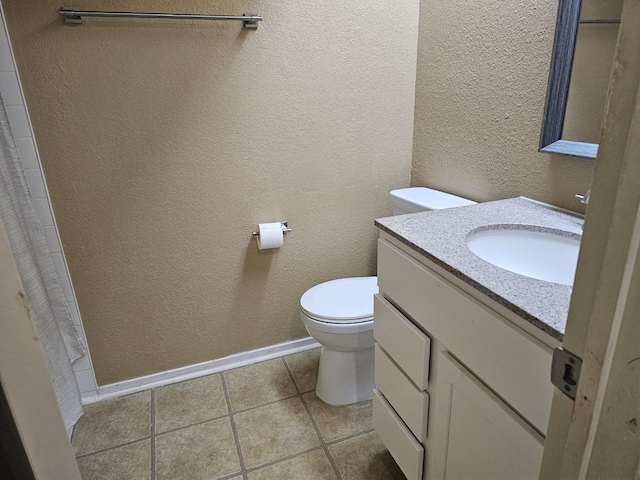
[[301, 312, 374, 335], [300, 276, 378, 324]]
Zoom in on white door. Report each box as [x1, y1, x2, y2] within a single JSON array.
[[0, 222, 81, 478], [540, 0, 640, 478]]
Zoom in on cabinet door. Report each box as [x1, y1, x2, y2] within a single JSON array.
[[428, 352, 544, 480]]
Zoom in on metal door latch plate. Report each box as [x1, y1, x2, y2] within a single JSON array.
[[551, 348, 582, 400]]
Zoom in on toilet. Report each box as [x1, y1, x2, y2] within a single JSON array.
[[300, 187, 475, 405]]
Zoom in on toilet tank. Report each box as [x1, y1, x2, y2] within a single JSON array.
[[390, 187, 476, 215]]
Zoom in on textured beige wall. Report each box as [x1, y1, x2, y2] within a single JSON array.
[[412, 0, 595, 210], [4, 0, 418, 384]]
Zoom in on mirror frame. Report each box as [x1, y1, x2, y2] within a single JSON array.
[[540, 0, 599, 159]]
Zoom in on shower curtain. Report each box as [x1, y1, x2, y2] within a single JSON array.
[[0, 95, 87, 435]]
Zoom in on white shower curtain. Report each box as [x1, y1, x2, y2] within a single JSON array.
[[0, 95, 87, 434]]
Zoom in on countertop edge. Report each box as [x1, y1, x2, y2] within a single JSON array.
[[375, 219, 565, 342]]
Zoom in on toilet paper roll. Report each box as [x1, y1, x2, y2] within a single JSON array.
[[257, 222, 284, 250]]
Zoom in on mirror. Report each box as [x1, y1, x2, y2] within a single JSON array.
[[540, 0, 622, 159]]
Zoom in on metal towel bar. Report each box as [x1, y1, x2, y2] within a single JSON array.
[[59, 8, 262, 29]]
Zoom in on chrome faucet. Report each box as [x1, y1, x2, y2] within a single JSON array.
[[575, 189, 591, 205]]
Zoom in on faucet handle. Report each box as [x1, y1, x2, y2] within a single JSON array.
[[575, 189, 591, 205]]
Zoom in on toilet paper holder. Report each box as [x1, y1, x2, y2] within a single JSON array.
[[252, 221, 292, 236]]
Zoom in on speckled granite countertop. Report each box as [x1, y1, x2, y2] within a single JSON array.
[[375, 197, 584, 341]]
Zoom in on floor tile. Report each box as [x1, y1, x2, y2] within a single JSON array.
[[224, 359, 297, 411], [328, 432, 405, 480], [76, 439, 151, 480], [304, 392, 372, 442], [155, 417, 241, 480], [247, 449, 336, 480], [284, 349, 320, 393], [155, 374, 228, 433], [72, 391, 150, 456], [234, 397, 320, 469]]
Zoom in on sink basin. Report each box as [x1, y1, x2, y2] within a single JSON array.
[[466, 226, 581, 286]]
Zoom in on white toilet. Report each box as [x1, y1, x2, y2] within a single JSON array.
[[300, 187, 475, 405]]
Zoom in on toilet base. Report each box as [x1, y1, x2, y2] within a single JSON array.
[[315, 345, 374, 405]]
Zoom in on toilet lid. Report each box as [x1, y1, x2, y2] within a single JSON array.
[[300, 276, 378, 323]]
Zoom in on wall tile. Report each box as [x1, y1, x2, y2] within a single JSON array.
[[76, 369, 98, 393], [50, 252, 66, 278], [24, 167, 46, 198], [75, 325, 88, 347], [43, 226, 61, 251], [0, 71, 22, 105], [73, 355, 93, 372], [59, 277, 74, 303], [15, 137, 38, 168], [33, 197, 54, 225], [80, 390, 98, 402], [67, 301, 81, 326], [5, 104, 30, 137], [0, 33, 14, 72]]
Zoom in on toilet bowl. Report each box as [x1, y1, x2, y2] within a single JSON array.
[[300, 187, 476, 406], [300, 276, 378, 405]]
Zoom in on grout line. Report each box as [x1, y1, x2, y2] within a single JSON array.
[[231, 392, 300, 416], [241, 427, 380, 476], [323, 429, 377, 479], [74, 436, 151, 459], [298, 393, 343, 480], [281, 356, 303, 393], [218, 472, 247, 480], [221, 373, 248, 479], [324, 428, 376, 447], [150, 389, 156, 480], [153, 413, 231, 437], [243, 445, 326, 474], [282, 352, 344, 479]]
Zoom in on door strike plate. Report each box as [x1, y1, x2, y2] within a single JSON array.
[[551, 348, 582, 400]]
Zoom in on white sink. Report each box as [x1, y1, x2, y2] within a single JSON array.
[[466, 227, 581, 286]]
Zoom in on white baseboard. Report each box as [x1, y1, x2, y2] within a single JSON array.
[[82, 337, 320, 405]]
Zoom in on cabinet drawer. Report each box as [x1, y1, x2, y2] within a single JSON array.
[[373, 389, 424, 480], [374, 294, 430, 390], [378, 239, 554, 434], [375, 345, 429, 442]]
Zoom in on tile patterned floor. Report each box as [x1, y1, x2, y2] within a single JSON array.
[[72, 348, 405, 480]]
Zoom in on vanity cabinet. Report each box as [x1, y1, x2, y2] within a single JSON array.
[[373, 236, 556, 480], [428, 351, 543, 480]]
